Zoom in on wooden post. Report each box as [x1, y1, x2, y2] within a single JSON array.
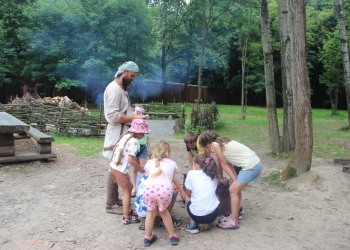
[[0, 134, 15, 156]]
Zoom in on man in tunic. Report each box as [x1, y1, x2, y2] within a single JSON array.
[[103, 61, 145, 214]]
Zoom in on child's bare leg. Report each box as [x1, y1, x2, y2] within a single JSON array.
[[159, 209, 176, 237], [131, 164, 138, 195], [229, 183, 247, 222], [167, 188, 178, 215], [139, 158, 147, 168], [121, 183, 133, 220], [145, 207, 158, 237]]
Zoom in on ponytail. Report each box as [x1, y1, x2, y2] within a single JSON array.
[[194, 154, 218, 180], [150, 140, 171, 178]]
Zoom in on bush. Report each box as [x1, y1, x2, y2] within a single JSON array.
[[185, 102, 219, 134]]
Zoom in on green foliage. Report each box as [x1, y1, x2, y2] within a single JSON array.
[[262, 169, 285, 188], [55, 78, 86, 91], [16, 0, 153, 101], [318, 29, 343, 108], [21, 167, 30, 173], [185, 102, 219, 134], [0, 0, 350, 113]]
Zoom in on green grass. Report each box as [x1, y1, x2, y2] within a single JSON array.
[[262, 169, 285, 188], [21, 167, 30, 173], [52, 135, 104, 157], [51, 103, 350, 160]]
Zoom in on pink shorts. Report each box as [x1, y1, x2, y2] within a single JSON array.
[[143, 184, 173, 212]]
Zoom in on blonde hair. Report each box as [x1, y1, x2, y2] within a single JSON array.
[[150, 140, 171, 178]]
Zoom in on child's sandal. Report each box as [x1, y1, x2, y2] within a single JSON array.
[[129, 209, 141, 223], [122, 216, 131, 225]]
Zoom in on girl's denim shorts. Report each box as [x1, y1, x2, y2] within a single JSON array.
[[135, 145, 148, 159], [237, 161, 262, 184]]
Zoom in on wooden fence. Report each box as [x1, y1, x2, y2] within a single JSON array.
[[131, 81, 238, 105], [0, 103, 106, 137], [0, 101, 185, 137]]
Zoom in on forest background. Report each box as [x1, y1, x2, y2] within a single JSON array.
[[0, 0, 349, 110]]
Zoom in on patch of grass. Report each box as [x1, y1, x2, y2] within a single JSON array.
[[21, 167, 30, 173], [262, 169, 285, 188], [0, 167, 9, 173], [51, 135, 104, 157]]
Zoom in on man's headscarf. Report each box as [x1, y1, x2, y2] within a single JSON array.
[[114, 61, 139, 78]]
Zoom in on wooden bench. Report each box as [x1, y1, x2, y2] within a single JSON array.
[[0, 112, 56, 163], [147, 112, 178, 120], [26, 126, 54, 154]]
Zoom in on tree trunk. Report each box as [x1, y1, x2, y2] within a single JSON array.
[[241, 39, 248, 120], [335, 0, 350, 128], [197, 1, 209, 105], [261, 0, 281, 155], [161, 44, 167, 104], [183, 55, 191, 103], [278, 0, 295, 152], [289, 0, 313, 174], [183, 23, 194, 103], [331, 85, 339, 115]]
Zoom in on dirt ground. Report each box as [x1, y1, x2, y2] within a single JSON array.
[[1, 135, 350, 250]]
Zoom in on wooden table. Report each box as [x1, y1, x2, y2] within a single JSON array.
[[0, 112, 30, 157], [0, 112, 56, 163]]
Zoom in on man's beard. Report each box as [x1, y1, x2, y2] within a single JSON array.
[[122, 77, 132, 90]]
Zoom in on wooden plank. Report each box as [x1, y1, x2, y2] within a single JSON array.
[[334, 158, 350, 165], [343, 167, 350, 173], [35, 141, 52, 154], [0, 152, 56, 163], [0, 112, 30, 132], [0, 145, 15, 156], [0, 134, 14, 146], [26, 126, 54, 143]]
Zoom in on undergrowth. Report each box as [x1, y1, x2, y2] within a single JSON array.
[[262, 169, 285, 188]]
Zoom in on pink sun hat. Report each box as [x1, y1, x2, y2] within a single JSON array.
[[128, 119, 149, 133]]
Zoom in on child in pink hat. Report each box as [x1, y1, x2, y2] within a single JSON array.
[[110, 119, 149, 225], [131, 107, 151, 198]]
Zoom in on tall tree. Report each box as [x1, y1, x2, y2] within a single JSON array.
[[289, 0, 313, 174], [151, 0, 187, 104], [196, 0, 229, 105], [277, 0, 295, 152], [335, 0, 350, 128], [319, 30, 343, 115], [181, 0, 201, 102], [260, 0, 281, 155]]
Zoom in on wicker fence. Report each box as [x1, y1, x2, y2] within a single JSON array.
[[0, 103, 106, 137], [0, 102, 185, 137]]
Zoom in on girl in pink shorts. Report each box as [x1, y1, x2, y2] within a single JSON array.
[[142, 140, 184, 247]]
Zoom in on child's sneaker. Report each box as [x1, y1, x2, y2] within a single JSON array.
[[169, 233, 179, 245], [218, 206, 244, 223], [216, 218, 240, 230], [185, 221, 200, 234], [144, 234, 157, 247]]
